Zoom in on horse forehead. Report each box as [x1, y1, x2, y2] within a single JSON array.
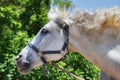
[[44, 21, 59, 30]]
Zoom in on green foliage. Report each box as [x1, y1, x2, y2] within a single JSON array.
[[51, 0, 74, 10], [0, 0, 100, 80], [19, 0, 49, 35]]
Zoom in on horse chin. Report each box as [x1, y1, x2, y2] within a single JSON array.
[[18, 65, 32, 74], [19, 69, 30, 74], [19, 67, 31, 74]]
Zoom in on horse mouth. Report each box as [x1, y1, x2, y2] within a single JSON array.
[[18, 66, 31, 74], [16, 61, 32, 74]]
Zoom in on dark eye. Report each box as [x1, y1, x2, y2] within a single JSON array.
[[41, 29, 49, 34]]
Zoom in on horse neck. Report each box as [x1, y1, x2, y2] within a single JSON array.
[[69, 26, 102, 63], [68, 25, 120, 79]]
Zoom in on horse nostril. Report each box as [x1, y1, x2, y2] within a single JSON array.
[[16, 55, 22, 61], [24, 62, 30, 66], [22, 60, 30, 67]]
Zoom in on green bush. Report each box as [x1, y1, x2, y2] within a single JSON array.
[[0, 0, 100, 80]]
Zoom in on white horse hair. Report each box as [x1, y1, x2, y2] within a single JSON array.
[[16, 6, 120, 80], [48, 6, 120, 38]]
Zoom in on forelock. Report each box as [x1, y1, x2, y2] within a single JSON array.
[[47, 7, 69, 21]]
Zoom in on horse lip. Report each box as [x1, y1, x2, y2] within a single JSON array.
[[18, 65, 31, 74], [19, 67, 31, 74], [16, 61, 32, 74]]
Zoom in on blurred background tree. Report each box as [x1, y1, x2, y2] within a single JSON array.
[[0, 0, 100, 80], [51, 0, 74, 10]]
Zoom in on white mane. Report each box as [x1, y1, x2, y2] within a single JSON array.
[[48, 6, 120, 40], [47, 7, 70, 20]]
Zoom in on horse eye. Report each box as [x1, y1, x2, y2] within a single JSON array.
[[41, 29, 49, 34]]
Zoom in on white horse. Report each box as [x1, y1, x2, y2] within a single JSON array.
[[16, 7, 120, 80]]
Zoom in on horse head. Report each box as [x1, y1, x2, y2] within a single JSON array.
[[16, 18, 70, 74]]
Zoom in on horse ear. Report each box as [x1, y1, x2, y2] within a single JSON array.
[[63, 23, 66, 27], [62, 22, 69, 29], [64, 19, 73, 27], [54, 18, 68, 29]]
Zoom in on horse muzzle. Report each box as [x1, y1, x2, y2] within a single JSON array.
[[16, 55, 31, 74]]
